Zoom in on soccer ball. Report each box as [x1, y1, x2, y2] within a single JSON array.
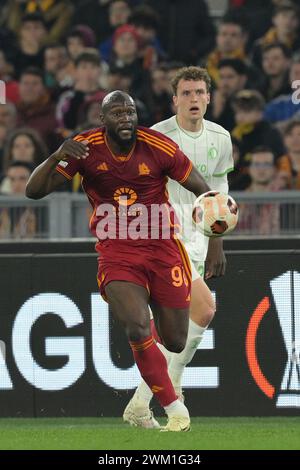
[[192, 191, 239, 237]]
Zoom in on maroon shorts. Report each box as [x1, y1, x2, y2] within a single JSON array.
[[96, 238, 191, 309]]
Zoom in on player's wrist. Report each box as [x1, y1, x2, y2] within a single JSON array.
[[51, 151, 67, 162]]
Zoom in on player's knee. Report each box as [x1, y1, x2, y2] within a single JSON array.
[[202, 302, 216, 325], [164, 338, 186, 354], [126, 319, 150, 342], [191, 298, 216, 327]]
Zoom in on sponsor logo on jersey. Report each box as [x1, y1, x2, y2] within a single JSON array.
[[114, 187, 138, 206]]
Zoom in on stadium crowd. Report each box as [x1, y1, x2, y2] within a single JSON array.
[[0, 0, 300, 237]]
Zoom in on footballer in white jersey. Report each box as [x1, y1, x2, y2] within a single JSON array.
[[152, 115, 233, 276], [123, 67, 234, 430]]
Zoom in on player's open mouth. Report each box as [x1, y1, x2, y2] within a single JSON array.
[[118, 127, 133, 136], [190, 107, 200, 112]]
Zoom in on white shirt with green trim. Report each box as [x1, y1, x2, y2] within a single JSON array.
[[151, 115, 234, 262]]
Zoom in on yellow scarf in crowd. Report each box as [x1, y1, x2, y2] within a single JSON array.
[[260, 27, 296, 49], [231, 122, 255, 141], [26, 0, 55, 13], [206, 48, 246, 84]]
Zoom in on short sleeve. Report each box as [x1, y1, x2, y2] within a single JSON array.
[[55, 157, 82, 180], [166, 147, 193, 184], [212, 136, 234, 178], [55, 134, 84, 180]]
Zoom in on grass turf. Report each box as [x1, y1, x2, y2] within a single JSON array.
[[0, 417, 299, 450]]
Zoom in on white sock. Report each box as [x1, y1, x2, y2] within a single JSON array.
[[168, 319, 207, 393], [131, 342, 173, 406], [164, 399, 189, 418]]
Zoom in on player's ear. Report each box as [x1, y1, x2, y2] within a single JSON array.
[[207, 93, 211, 105], [173, 94, 178, 108], [99, 113, 104, 125]]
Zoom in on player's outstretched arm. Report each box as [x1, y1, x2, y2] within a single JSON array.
[[26, 139, 89, 199], [181, 165, 210, 197], [181, 165, 226, 279]]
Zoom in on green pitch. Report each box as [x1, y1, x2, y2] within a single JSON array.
[[0, 417, 299, 450]]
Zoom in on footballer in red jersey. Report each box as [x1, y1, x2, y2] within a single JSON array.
[[26, 91, 210, 432], [55, 123, 194, 308]]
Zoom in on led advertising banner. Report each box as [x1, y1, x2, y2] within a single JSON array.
[[0, 251, 299, 417]]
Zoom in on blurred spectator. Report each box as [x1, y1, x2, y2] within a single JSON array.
[[228, 136, 243, 189], [56, 50, 106, 131], [238, 146, 282, 235], [264, 53, 300, 127], [5, 161, 34, 194], [142, 65, 173, 124], [145, 0, 215, 64], [72, 0, 111, 44], [2, 128, 48, 173], [77, 100, 102, 132], [228, 0, 273, 43], [0, 124, 7, 169], [0, 48, 19, 104], [16, 67, 57, 150], [13, 13, 47, 78], [66, 25, 97, 60], [259, 43, 291, 102], [108, 24, 147, 98], [246, 146, 287, 191], [99, 0, 132, 62], [129, 5, 166, 69], [0, 161, 36, 239], [231, 89, 285, 188], [206, 13, 248, 84], [66, 26, 109, 90], [277, 120, 300, 189], [1, 157, 32, 194], [106, 65, 151, 126], [0, 103, 17, 132], [0, 103, 17, 164], [44, 43, 74, 89], [208, 58, 248, 132], [6, 0, 73, 45], [252, 1, 300, 69]]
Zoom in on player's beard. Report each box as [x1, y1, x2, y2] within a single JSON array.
[[107, 127, 136, 152]]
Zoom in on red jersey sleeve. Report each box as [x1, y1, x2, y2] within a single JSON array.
[[55, 156, 82, 180], [55, 131, 91, 180], [165, 147, 193, 184]]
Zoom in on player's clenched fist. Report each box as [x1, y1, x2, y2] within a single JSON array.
[[54, 139, 89, 161]]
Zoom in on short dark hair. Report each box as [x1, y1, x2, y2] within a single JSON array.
[[21, 12, 46, 27], [20, 67, 45, 84], [221, 11, 248, 33], [171, 66, 211, 95], [250, 145, 275, 156], [232, 90, 265, 112], [44, 42, 66, 51], [284, 119, 300, 135], [218, 58, 248, 76], [74, 50, 101, 68], [129, 5, 160, 31], [109, 0, 131, 12], [7, 161, 34, 173], [274, 1, 300, 17], [262, 42, 291, 59], [249, 147, 275, 165]]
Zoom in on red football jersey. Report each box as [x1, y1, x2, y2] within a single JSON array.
[[55, 126, 193, 241]]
